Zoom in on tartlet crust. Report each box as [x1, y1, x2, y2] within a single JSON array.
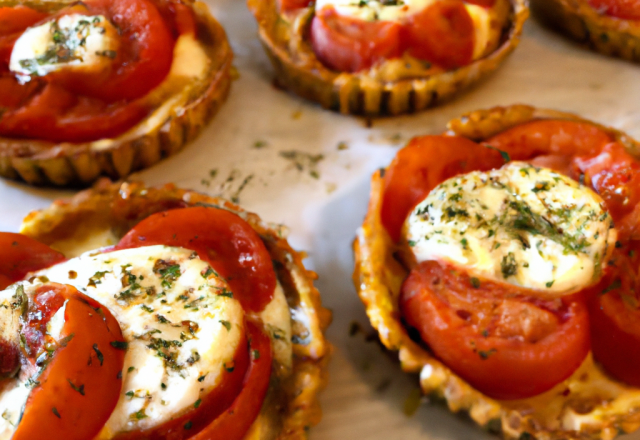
[[532, 0, 640, 62], [0, 1, 232, 187], [19, 179, 332, 440], [248, 0, 528, 116], [353, 104, 640, 440]]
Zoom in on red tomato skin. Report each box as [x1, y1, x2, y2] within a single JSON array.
[[112, 324, 250, 440], [190, 320, 272, 440], [279, 0, 313, 12], [310, 6, 401, 72], [587, 0, 640, 20], [13, 283, 125, 440], [402, 1, 475, 69], [52, 0, 175, 103], [381, 135, 505, 242], [0, 232, 65, 287], [400, 261, 591, 400], [116, 207, 276, 313], [585, 244, 640, 386]]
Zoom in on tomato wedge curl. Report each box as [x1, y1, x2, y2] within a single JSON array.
[[585, 242, 640, 387], [116, 207, 277, 313], [400, 261, 591, 400], [14, 283, 126, 440], [191, 320, 273, 440], [0, 232, 65, 289]]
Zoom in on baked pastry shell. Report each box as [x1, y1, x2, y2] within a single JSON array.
[[0, 1, 232, 187], [352, 104, 640, 439], [19, 179, 332, 440], [532, 0, 640, 62], [247, 0, 528, 116]]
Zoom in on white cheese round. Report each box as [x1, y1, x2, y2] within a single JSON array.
[[405, 162, 617, 295], [10, 14, 120, 80]]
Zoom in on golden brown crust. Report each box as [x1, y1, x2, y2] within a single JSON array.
[[353, 104, 640, 440], [248, 0, 528, 116], [532, 0, 640, 61], [19, 180, 331, 440], [0, 1, 232, 187]]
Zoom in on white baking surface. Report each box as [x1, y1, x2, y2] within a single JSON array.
[[2, 2, 640, 439]]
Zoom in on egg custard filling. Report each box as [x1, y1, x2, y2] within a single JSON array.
[[0, 205, 296, 440]]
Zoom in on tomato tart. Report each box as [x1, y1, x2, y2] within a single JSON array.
[[0, 0, 232, 186], [533, 0, 640, 62], [248, 0, 527, 116], [353, 104, 640, 439], [0, 180, 330, 439]]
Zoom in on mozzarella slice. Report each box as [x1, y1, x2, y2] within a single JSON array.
[[406, 162, 617, 295], [0, 246, 246, 438], [10, 14, 120, 79], [314, 0, 507, 61]]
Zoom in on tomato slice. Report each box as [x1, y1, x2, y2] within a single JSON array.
[[0, 81, 148, 143], [381, 135, 505, 242], [310, 6, 401, 73], [0, 232, 65, 289], [402, 1, 474, 69], [190, 320, 272, 440], [0, 6, 48, 35], [587, 0, 640, 19], [116, 207, 276, 313], [400, 261, 591, 400], [50, 0, 174, 103], [112, 323, 250, 440], [13, 283, 125, 440], [279, 0, 314, 12], [484, 120, 614, 160], [585, 242, 640, 386]]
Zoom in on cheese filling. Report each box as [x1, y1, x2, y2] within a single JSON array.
[[10, 14, 120, 80], [314, 0, 508, 60], [405, 162, 617, 294]]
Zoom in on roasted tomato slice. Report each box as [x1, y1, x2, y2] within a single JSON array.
[[116, 207, 276, 313], [587, 0, 640, 20], [310, 6, 401, 72], [400, 261, 591, 400], [0, 232, 65, 289], [402, 1, 475, 69], [52, 0, 174, 103], [13, 283, 125, 440], [112, 322, 250, 440], [191, 320, 272, 440], [586, 242, 640, 387], [279, 0, 313, 12], [381, 135, 505, 242], [0, 6, 48, 66]]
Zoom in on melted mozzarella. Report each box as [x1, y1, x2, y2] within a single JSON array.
[[10, 14, 119, 79], [406, 162, 616, 294], [0, 246, 245, 438], [314, 0, 505, 60]]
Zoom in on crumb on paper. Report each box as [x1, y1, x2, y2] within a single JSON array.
[[230, 65, 240, 81], [337, 141, 349, 150], [230, 173, 254, 204], [388, 133, 403, 144], [376, 378, 392, 393], [292, 109, 303, 120], [326, 182, 337, 194]]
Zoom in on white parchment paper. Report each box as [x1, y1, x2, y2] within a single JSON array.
[[1, 1, 640, 438]]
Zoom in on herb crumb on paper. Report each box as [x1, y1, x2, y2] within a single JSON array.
[[279, 150, 324, 179]]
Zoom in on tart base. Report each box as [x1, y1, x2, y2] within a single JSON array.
[[20, 179, 332, 439], [353, 104, 640, 440], [532, 0, 640, 62], [249, 0, 528, 116], [0, 2, 233, 187]]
